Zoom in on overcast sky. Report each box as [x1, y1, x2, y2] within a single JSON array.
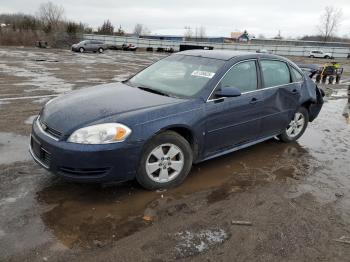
[[1, 0, 350, 38]]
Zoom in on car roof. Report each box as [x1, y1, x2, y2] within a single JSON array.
[[177, 49, 283, 61]]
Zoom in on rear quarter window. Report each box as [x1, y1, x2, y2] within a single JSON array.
[[291, 67, 304, 82], [261, 60, 291, 88]]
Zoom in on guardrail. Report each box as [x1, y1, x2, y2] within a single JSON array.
[[83, 34, 350, 58]]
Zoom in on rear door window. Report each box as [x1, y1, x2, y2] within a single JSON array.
[[219, 60, 258, 93], [261, 60, 291, 88]]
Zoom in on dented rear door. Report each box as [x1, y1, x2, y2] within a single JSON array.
[[258, 60, 301, 138]]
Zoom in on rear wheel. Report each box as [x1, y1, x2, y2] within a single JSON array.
[[98, 47, 104, 53], [322, 75, 327, 84], [136, 131, 193, 190], [336, 75, 341, 84], [279, 107, 309, 142], [329, 76, 334, 84], [315, 74, 321, 83], [79, 47, 85, 53]]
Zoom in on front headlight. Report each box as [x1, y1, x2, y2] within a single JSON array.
[[67, 123, 132, 144]]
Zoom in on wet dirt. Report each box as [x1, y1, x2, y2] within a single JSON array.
[[1, 47, 350, 261]]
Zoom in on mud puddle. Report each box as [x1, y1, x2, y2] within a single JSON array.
[[36, 137, 312, 250]]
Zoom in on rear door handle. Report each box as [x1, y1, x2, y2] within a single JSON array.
[[250, 97, 259, 104]]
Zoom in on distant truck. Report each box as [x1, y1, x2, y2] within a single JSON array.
[[309, 50, 333, 59], [71, 40, 107, 53]]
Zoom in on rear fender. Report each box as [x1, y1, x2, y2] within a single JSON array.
[[299, 77, 324, 122], [308, 86, 324, 122]]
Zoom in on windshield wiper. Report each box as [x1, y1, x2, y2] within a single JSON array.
[[137, 86, 170, 97]]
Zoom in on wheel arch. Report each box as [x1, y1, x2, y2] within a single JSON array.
[[301, 99, 321, 122], [156, 125, 200, 162], [300, 100, 312, 116]]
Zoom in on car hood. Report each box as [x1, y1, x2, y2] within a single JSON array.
[[40, 82, 186, 135]]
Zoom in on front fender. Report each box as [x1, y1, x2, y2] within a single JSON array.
[[134, 107, 206, 162]]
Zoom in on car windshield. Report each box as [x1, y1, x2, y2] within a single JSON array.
[[127, 55, 225, 98]]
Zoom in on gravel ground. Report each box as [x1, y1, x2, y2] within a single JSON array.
[[0, 46, 350, 262]]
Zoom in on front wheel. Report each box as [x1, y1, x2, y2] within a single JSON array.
[[98, 47, 104, 53], [279, 107, 309, 142], [136, 131, 193, 190], [79, 47, 85, 53]]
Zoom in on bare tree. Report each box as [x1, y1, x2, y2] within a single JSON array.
[[195, 26, 206, 40], [133, 23, 150, 36], [116, 25, 125, 36], [133, 23, 143, 36], [97, 19, 114, 35], [184, 26, 193, 40], [142, 26, 151, 36], [37, 1, 64, 32], [274, 30, 283, 40], [318, 6, 342, 42]]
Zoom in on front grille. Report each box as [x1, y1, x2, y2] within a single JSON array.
[[58, 167, 110, 176], [39, 119, 62, 139], [31, 136, 52, 167]]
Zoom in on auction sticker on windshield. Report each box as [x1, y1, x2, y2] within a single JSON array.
[[191, 70, 216, 79]]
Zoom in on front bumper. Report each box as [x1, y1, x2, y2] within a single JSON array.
[[71, 46, 79, 52], [29, 118, 143, 183]]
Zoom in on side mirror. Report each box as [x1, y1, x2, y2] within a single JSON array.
[[215, 86, 242, 97]]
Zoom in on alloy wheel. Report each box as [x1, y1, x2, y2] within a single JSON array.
[[145, 143, 184, 183], [286, 112, 305, 138]]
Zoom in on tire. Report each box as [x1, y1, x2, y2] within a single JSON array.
[[310, 55, 314, 58], [324, 55, 330, 59], [136, 131, 193, 190], [278, 107, 309, 143], [336, 75, 341, 84], [329, 76, 334, 84], [315, 75, 321, 83], [98, 47, 104, 53], [322, 75, 327, 84], [79, 47, 85, 53]]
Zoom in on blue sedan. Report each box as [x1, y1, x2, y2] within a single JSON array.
[[30, 50, 324, 189]]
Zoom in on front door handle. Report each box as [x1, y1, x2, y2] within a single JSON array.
[[250, 97, 259, 104]]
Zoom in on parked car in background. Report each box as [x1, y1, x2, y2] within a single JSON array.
[[30, 50, 324, 190], [122, 43, 138, 51], [309, 50, 333, 59], [71, 40, 107, 53], [256, 49, 270, 54]]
